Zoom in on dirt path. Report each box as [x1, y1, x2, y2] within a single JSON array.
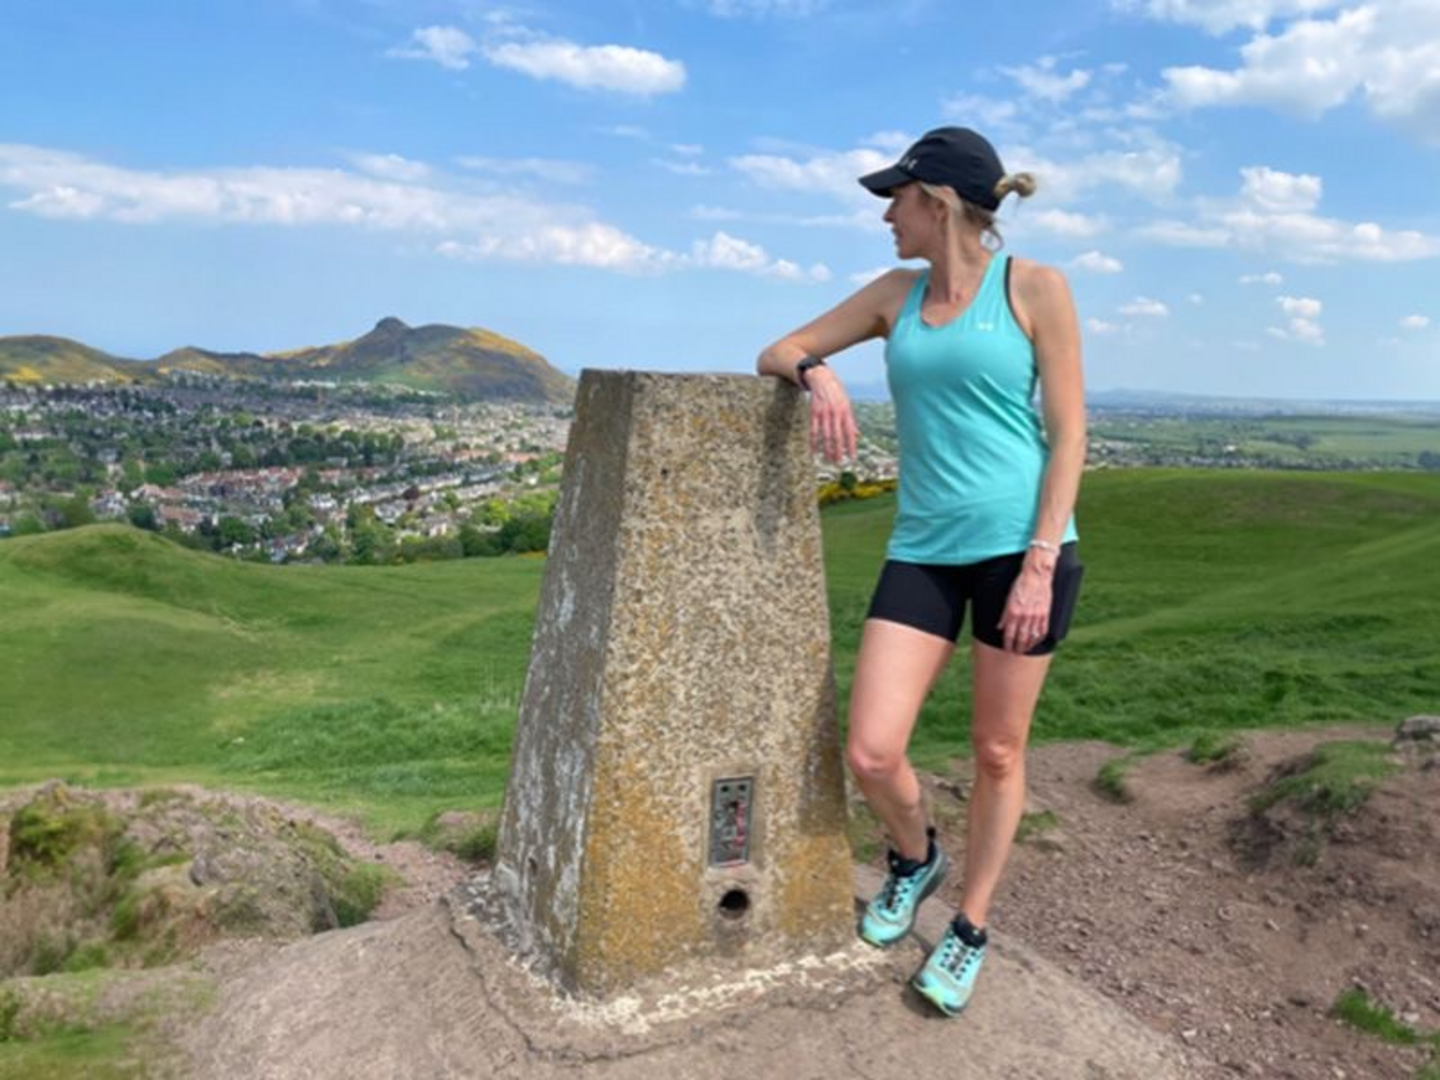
[[165, 722, 1438, 1079], [964, 725, 1440, 1080]]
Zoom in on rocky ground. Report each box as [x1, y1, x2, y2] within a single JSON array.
[[918, 721, 1440, 1080], [3, 721, 1435, 1079]]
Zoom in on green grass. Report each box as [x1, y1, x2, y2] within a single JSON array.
[[1094, 755, 1140, 803], [1185, 731, 1246, 767], [1014, 809, 1060, 843], [1091, 413, 1440, 467], [1333, 988, 1432, 1046], [3, 469, 1439, 833], [0, 526, 542, 833], [1249, 740, 1401, 818], [1333, 986, 1440, 1078], [0, 1024, 148, 1080]]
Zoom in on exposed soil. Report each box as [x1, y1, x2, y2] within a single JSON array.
[[208, 722, 1434, 1079], [10, 726, 1436, 1080], [910, 723, 1440, 1080]]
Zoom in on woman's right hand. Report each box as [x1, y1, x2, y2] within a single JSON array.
[[806, 365, 858, 464]]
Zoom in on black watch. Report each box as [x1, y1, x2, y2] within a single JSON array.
[[795, 355, 827, 390]]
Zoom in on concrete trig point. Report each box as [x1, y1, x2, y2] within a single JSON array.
[[494, 369, 855, 997]]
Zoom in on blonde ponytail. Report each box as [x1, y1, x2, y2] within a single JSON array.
[[994, 172, 1038, 201]]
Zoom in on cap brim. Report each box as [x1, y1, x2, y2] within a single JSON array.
[[858, 165, 912, 197]]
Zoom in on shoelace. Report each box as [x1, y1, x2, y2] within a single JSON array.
[[938, 930, 983, 978], [878, 854, 923, 912]]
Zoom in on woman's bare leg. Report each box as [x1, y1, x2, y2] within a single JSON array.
[[846, 618, 955, 862], [957, 640, 1053, 928]]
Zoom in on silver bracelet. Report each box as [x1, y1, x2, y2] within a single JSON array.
[[1027, 539, 1060, 554]]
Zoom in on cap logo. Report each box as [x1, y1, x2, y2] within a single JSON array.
[[901, 156, 918, 169]]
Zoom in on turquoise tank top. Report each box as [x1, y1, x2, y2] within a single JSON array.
[[884, 254, 1078, 564]]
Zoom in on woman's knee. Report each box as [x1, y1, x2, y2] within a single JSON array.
[[846, 739, 908, 784], [972, 734, 1026, 781]]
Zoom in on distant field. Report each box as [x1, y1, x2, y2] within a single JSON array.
[[1090, 413, 1440, 467], [2, 469, 1437, 833]]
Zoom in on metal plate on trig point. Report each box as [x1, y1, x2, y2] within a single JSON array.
[[709, 777, 753, 867]]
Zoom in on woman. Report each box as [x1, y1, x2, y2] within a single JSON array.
[[756, 126, 1086, 1017]]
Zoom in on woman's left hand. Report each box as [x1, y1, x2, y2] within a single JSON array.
[[998, 562, 1054, 653]]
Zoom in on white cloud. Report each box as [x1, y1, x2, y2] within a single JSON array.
[[600, 124, 651, 141], [689, 231, 830, 281], [388, 26, 479, 70], [670, 143, 705, 156], [439, 224, 670, 272], [860, 131, 913, 153], [1401, 314, 1431, 329], [1086, 317, 1124, 334], [652, 159, 711, 176], [0, 143, 829, 284], [1189, 292, 1205, 304], [730, 147, 892, 204], [1240, 166, 1321, 212], [1277, 294, 1323, 318], [1002, 57, 1093, 102], [349, 153, 431, 183], [1137, 220, 1233, 246], [941, 94, 1023, 134], [1239, 270, 1284, 284], [1070, 250, 1124, 272], [1017, 145, 1184, 204], [1268, 294, 1326, 344], [1139, 166, 1440, 263], [1023, 208, 1108, 238], [483, 39, 686, 96], [1154, 3, 1440, 142], [1111, 0, 1343, 35], [455, 156, 595, 185], [1120, 296, 1170, 316], [705, 0, 830, 16]]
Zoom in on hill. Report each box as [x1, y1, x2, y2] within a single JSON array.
[[0, 317, 574, 404], [0, 335, 140, 385], [1, 470, 1437, 830]]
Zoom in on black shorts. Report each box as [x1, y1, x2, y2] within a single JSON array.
[[865, 543, 1084, 655]]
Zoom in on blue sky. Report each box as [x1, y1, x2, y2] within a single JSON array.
[[2, 0, 1438, 399]]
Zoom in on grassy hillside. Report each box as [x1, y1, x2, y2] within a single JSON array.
[[0, 318, 574, 404], [0, 527, 544, 831], [2, 470, 1436, 833], [0, 336, 136, 385]]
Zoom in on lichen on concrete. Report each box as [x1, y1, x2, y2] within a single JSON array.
[[494, 371, 854, 997]]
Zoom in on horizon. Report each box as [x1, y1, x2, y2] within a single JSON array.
[[8, 317, 1440, 409], [2, 1, 1439, 400]]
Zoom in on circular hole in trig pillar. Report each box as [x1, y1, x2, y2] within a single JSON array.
[[718, 889, 751, 920]]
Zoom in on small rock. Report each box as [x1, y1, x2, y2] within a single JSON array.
[[1395, 715, 1440, 742]]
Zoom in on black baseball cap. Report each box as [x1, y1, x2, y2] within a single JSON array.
[[859, 127, 1006, 210]]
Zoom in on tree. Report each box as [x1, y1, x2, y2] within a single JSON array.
[[12, 513, 45, 536], [127, 502, 158, 531], [459, 524, 501, 558], [217, 516, 256, 548], [145, 462, 176, 486], [58, 494, 95, 530], [499, 510, 551, 554], [350, 518, 397, 565]]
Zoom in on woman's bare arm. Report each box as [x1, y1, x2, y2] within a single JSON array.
[[756, 270, 913, 461]]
